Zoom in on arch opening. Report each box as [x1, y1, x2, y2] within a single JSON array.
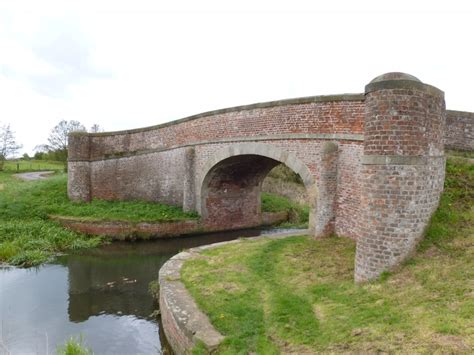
[[198, 144, 318, 234]]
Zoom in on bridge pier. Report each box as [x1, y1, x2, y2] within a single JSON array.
[[313, 142, 339, 236]]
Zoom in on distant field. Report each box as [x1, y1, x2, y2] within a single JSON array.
[[2, 159, 65, 172]]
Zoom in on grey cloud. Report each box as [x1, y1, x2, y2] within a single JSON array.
[[7, 16, 112, 98]]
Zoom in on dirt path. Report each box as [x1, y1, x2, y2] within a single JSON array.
[[14, 171, 55, 181]]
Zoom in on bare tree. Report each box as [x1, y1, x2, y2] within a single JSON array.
[[44, 120, 86, 169], [0, 124, 22, 170], [89, 124, 103, 133]]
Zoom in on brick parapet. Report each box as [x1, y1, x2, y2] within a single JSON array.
[[73, 97, 365, 161], [88, 94, 365, 136]]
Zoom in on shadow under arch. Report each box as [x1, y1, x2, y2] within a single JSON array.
[[197, 143, 318, 234]]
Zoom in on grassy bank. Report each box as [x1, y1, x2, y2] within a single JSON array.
[[0, 172, 197, 266], [262, 192, 309, 228], [181, 157, 473, 353]]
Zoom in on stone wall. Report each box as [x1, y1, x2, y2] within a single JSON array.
[[445, 110, 474, 151]]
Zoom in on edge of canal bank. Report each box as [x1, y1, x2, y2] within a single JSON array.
[[157, 229, 308, 354], [50, 212, 289, 240]]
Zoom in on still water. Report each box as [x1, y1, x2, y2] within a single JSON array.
[[0, 228, 291, 354]]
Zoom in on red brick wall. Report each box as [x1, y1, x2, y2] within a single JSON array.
[[334, 142, 364, 239], [445, 110, 474, 151], [193, 139, 364, 238], [68, 95, 366, 238], [364, 89, 445, 156], [82, 98, 365, 160], [355, 75, 446, 282], [67, 73, 467, 285]]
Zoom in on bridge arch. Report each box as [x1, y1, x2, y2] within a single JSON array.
[[197, 143, 318, 234]]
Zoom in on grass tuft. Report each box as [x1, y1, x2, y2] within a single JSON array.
[[56, 335, 92, 355]]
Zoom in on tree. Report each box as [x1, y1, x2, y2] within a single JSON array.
[[89, 124, 103, 133], [44, 120, 86, 169], [33, 151, 47, 160], [0, 124, 22, 170]]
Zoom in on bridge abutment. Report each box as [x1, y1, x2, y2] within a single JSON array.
[[68, 133, 91, 202], [355, 73, 446, 282]]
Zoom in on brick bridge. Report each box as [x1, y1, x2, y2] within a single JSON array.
[[68, 72, 473, 281]]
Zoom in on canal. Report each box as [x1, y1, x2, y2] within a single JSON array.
[[0, 228, 299, 354]]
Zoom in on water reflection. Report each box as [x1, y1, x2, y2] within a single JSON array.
[[61, 254, 169, 322], [1, 228, 268, 354]]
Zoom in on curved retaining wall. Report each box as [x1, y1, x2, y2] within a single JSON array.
[[51, 212, 287, 240], [158, 230, 308, 354]]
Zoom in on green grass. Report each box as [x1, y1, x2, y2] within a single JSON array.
[[181, 157, 474, 353], [0, 171, 197, 266], [266, 164, 304, 184], [56, 335, 92, 355], [445, 149, 474, 159], [261, 192, 309, 227], [2, 159, 65, 172], [0, 172, 198, 222]]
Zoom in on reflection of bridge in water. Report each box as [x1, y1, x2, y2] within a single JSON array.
[[59, 230, 263, 322], [60, 253, 168, 322]]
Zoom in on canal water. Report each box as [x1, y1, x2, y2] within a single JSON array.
[[0, 228, 297, 354]]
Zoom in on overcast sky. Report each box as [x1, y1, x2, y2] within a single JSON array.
[[1, 0, 473, 155]]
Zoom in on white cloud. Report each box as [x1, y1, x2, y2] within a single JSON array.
[[0, 1, 473, 155]]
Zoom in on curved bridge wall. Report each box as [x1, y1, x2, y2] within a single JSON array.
[[69, 95, 366, 239], [68, 73, 473, 281]]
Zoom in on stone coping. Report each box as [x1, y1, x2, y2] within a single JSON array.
[[365, 79, 444, 96], [447, 109, 474, 118], [158, 229, 308, 354], [69, 93, 365, 138]]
